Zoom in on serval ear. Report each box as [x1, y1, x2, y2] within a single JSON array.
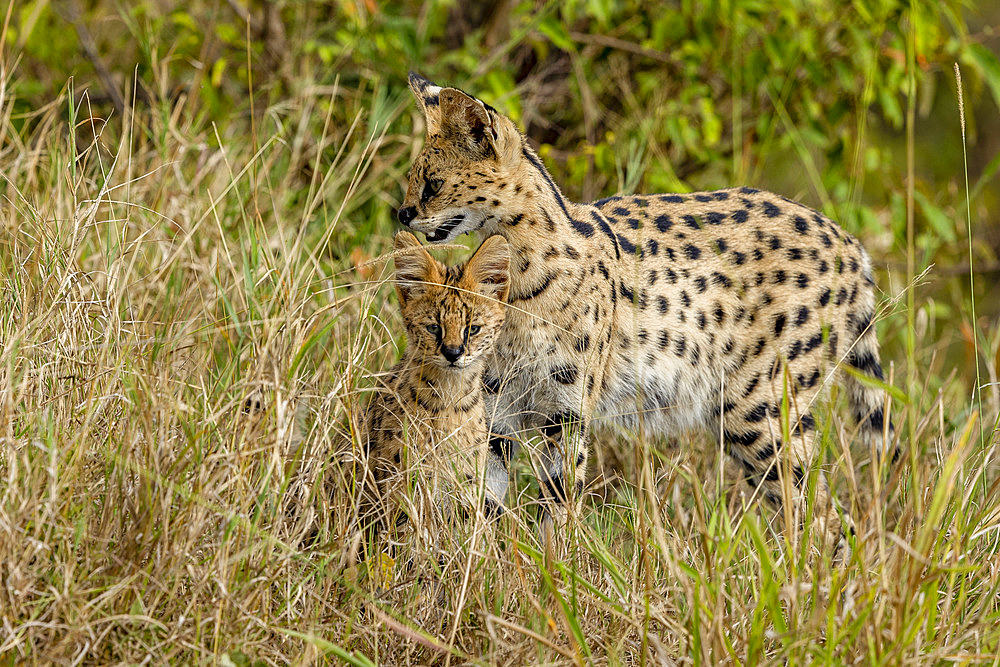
[[462, 234, 510, 303], [394, 231, 442, 304], [438, 88, 521, 166], [408, 71, 444, 135]]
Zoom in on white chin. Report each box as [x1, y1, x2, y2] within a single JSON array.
[[413, 211, 484, 243]]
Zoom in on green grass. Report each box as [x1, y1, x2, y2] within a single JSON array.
[[2, 2, 1000, 664]]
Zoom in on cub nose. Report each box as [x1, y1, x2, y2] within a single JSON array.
[[397, 206, 417, 226], [441, 345, 464, 363]]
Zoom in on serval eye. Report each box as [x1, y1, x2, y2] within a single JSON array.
[[467, 324, 481, 335], [426, 324, 441, 335], [421, 178, 443, 204]]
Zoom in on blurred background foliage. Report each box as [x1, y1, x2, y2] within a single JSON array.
[[4, 0, 1000, 383]]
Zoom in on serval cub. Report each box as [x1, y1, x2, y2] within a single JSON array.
[[360, 230, 510, 532], [397, 72, 897, 557]]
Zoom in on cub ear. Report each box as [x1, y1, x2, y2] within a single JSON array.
[[439, 88, 521, 165], [393, 231, 441, 304], [408, 71, 444, 135], [462, 234, 510, 302]]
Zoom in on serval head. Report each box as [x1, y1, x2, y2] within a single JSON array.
[[393, 230, 510, 370], [397, 72, 526, 244]]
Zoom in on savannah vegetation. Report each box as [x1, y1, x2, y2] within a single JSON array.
[[2, 0, 1000, 663]]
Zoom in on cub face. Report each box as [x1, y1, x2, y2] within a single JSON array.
[[398, 72, 523, 243], [393, 231, 510, 369]]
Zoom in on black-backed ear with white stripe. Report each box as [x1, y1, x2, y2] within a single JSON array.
[[408, 72, 444, 135]]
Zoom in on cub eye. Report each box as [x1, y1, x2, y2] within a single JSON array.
[[426, 324, 441, 336], [421, 178, 443, 203], [467, 325, 481, 335]]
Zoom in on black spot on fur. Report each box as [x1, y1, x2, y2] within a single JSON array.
[[683, 215, 702, 230], [863, 407, 885, 430], [552, 364, 579, 385], [798, 368, 821, 389], [753, 337, 766, 356], [617, 234, 641, 257], [511, 272, 556, 302], [746, 403, 769, 423], [685, 244, 701, 260], [847, 349, 885, 380], [712, 272, 732, 289], [490, 435, 513, 464], [570, 217, 595, 237], [674, 335, 687, 356], [793, 414, 815, 435], [852, 311, 873, 338], [588, 212, 621, 259], [725, 429, 761, 448], [619, 282, 636, 304], [773, 313, 787, 337]]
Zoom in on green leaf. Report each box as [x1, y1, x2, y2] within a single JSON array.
[[843, 365, 910, 404], [538, 16, 576, 53], [275, 629, 376, 667], [962, 44, 1000, 112], [914, 190, 957, 243]]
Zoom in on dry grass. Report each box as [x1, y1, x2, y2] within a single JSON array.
[[2, 62, 1000, 666]]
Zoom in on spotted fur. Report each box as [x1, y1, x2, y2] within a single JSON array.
[[398, 72, 897, 554], [361, 231, 511, 529]]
